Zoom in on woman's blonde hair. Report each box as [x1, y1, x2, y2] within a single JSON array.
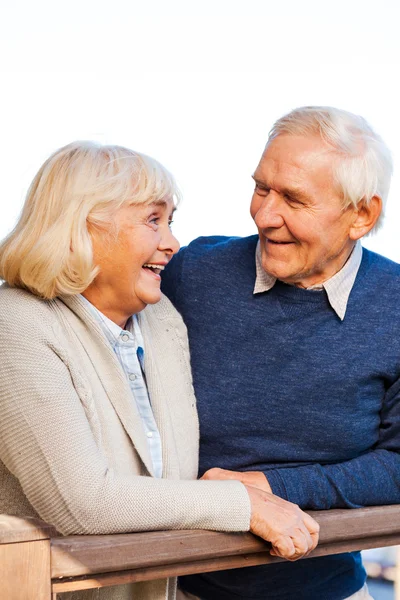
[[0, 141, 179, 298]]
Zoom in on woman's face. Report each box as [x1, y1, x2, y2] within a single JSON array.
[[83, 198, 179, 326]]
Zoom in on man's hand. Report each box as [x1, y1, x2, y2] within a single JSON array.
[[201, 467, 272, 494], [245, 485, 320, 560]]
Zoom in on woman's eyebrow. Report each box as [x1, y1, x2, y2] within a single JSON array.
[[149, 199, 168, 208], [149, 200, 177, 215]]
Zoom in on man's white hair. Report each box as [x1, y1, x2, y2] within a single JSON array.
[[268, 106, 393, 232]]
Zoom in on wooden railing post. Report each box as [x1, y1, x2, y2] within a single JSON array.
[[0, 515, 56, 599]]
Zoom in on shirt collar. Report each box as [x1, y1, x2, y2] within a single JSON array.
[[253, 240, 363, 321], [79, 295, 144, 351]]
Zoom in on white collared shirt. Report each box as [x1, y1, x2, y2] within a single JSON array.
[[79, 296, 163, 478], [253, 241, 363, 320]]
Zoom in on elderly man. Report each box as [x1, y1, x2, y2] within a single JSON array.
[[162, 106, 400, 600]]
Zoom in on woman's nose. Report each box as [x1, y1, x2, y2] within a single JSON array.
[[160, 227, 180, 256]]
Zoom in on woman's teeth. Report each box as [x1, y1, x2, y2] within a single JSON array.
[[143, 263, 165, 275]]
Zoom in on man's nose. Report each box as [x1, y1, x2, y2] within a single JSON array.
[[254, 191, 285, 230]]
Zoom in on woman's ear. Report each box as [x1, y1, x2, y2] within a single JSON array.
[[349, 196, 382, 241]]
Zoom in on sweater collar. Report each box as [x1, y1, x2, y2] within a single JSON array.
[[57, 293, 156, 476], [253, 240, 363, 321]]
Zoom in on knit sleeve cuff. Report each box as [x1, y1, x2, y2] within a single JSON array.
[[264, 464, 332, 509], [264, 470, 290, 501], [191, 479, 251, 532]]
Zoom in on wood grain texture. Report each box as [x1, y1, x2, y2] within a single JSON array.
[[51, 530, 266, 577], [2, 506, 399, 595], [52, 533, 400, 593], [51, 505, 400, 579], [0, 539, 51, 599], [0, 514, 57, 544], [309, 505, 400, 541]]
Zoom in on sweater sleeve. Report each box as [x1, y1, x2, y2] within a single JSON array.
[[265, 378, 400, 510], [0, 306, 251, 536]]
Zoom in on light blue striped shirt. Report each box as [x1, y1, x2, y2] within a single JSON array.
[[253, 240, 362, 320], [80, 296, 163, 477]]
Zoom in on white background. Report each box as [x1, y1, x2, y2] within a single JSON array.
[[0, 0, 399, 259]]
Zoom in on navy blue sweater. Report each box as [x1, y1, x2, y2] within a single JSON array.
[[162, 235, 400, 600]]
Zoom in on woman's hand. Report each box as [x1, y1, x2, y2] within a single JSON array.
[[201, 468, 319, 560], [246, 485, 319, 560], [201, 467, 272, 493]]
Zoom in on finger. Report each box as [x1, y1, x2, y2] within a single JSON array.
[[309, 530, 319, 552], [213, 469, 239, 480], [289, 533, 309, 560], [200, 468, 221, 480], [200, 468, 232, 481], [304, 513, 320, 535], [271, 546, 298, 561], [303, 514, 320, 552], [300, 526, 314, 552], [271, 537, 296, 560], [270, 545, 286, 559], [270, 548, 287, 559]]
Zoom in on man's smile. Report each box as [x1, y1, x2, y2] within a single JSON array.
[[265, 238, 295, 245]]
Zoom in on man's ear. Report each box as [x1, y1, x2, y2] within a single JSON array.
[[349, 195, 382, 241]]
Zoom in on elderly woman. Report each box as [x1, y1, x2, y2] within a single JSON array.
[[0, 142, 319, 600]]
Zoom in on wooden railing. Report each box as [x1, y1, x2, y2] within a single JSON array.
[[1, 506, 400, 599]]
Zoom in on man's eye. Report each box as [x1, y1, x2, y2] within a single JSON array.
[[285, 195, 302, 206], [255, 184, 269, 195]]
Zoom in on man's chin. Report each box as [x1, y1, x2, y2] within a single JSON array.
[[261, 257, 295, 282]]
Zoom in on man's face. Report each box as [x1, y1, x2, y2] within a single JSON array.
[[250, 134, 358, 288]]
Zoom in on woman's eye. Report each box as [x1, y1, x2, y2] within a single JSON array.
[[148, 216, 159, 227]]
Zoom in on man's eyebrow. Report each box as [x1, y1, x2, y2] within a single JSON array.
[[252, 175, 308, 202], [251, 174, 267, 185], [280, 187, 308, 202]]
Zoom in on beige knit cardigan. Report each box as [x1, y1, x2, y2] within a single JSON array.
[[0, 286, 250, 600]]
